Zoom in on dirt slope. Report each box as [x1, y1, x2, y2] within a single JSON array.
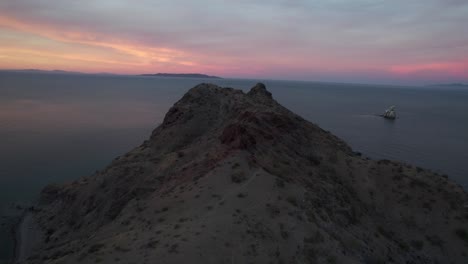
[[17, 83, 468, 264]]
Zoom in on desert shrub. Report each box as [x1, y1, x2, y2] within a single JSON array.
[[306, 151, 321, 166], [410, 240, 424, 250], [409, 178, 429, 188], [286, 196, 298, 207], [266, 203, 281, 218], [303, 231, 325, 244], [363, 256, 386, 264], [231, 172, 246, 183], [168, 243, 179, 253], [237, 193, 247, 198], [275, 178, 285, 188], [113, 245, 130, 252], [397, 240, 410, 251], [426, 235, 444, 247], [88, 243, 105, 253], [279, 223, 289, 239], [455, 228, 468, 243], [146, 240, 159, 248], [328, 154, 338, 164], [326, 255, 337, 264], [377, 226, 394, 239]]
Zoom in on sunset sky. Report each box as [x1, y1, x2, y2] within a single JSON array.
[[0, 0, 467, 84]]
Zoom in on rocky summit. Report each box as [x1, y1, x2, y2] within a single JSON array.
[[16, 83, 468, 264]]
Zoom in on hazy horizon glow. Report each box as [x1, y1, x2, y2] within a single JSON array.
[[1, 0, 467, 85]]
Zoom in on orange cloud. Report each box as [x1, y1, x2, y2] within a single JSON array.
[[0, 15, 201, 73], [0, 15, 296, 76]]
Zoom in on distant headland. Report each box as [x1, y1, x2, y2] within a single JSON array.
[[0, 69, 116, 76], [139, 73, 222, 79], [0, 69, 222, 79], [432, 83, 468, 87]]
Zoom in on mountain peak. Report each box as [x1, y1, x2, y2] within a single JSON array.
[[248, 82, 272, 99], [16, 83, 468, 264]]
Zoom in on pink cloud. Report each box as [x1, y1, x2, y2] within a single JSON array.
[[1, 0, 468, 85], [390, 60, 468, 77]]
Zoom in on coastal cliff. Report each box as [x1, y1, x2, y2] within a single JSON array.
[[16, 83, 468, 263]]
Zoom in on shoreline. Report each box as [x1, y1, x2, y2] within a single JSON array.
[[11, 212, 25, 264], [7, 209, 27, 264], [0, 207, 25, 264], [10, 212, 23, 264], [11, 208, 42, 264]]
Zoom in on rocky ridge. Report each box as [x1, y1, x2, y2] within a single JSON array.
[[16, 83, 468, 264]]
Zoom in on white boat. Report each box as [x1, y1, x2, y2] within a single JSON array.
[[382, 105, 396, 120]]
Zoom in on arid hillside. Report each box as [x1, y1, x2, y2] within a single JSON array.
[[16, 83, 468, 264]]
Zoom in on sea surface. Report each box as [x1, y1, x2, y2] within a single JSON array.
[[1, 72, 468, 262]]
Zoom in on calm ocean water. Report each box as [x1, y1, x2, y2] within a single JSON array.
[[1, 72, 468, 261]]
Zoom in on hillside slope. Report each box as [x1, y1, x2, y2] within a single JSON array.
[[16, 83, 468, 264]]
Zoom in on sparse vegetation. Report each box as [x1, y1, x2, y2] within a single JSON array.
[[397, 240, 410, 251], [168, 243, 179, 253], [275, 178, 285, 188], [145, 240, 159, 248], [237, 192, 247, 198], [328, 154, 338, 164], [286, 196, 298, 207], [410, 240, 424, 250], [303, 231, 325, 244], [266, 203, 281, 217], [455, 228, 468, 243], [326, 255, 337, 264], [426, 235, 444, 248], [306, 150, 321, 165], [231, 172, 247, 183], [279, 223, 289, 239], [377, 226, 394, 239], [113, 245, 130, 252], [88, 243, 105, 253]]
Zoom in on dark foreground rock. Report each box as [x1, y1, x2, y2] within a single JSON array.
[[16, 83, 468, 264]]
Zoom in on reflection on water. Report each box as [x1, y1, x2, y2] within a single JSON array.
[[1, 72, 468, 261]]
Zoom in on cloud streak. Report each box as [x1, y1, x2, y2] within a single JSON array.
[[0, 0, 467, 84]]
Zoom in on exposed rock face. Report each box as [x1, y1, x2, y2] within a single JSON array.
[[17, 84, 468, 264]]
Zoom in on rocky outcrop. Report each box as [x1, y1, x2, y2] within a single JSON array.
[[16, 83, 468, 264]]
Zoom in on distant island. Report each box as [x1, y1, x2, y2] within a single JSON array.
[[0, 69, 85, 75], [432, 83, 468, 87], [139, 73, 222, 79], [0, 69, 222, 79], [0, 69, 117, 76]]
